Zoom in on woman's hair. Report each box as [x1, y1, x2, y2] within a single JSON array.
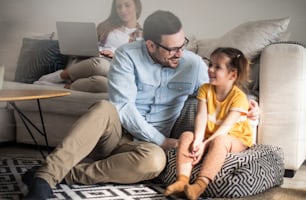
[[143, 10, 182, 43], [211, 47, 250, 92], [96, 0, 142, 42]]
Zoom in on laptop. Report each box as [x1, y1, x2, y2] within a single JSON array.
[[56, 21, 100, 57]]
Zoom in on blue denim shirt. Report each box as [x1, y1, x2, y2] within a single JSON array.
[[108, 40, 208, 146]]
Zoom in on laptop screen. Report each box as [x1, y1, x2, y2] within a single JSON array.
[[56, 21, 100, 57]]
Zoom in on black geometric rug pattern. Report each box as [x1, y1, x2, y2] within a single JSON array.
[[0, 157, 207, 200]]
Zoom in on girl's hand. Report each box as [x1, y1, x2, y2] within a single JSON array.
[[191, 138, 202, 153], [190, 140, 207, 165], [100, 49, 114, 59]]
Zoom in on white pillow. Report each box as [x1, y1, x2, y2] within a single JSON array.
[[197, 17, 290, 60]]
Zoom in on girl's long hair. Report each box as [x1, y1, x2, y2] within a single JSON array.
[[96, 0, 142, 43]]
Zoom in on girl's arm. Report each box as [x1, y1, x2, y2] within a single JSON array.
[[205, 110, 241, 143], [188, 99, 207, 165], [192, 99, 207, 150]]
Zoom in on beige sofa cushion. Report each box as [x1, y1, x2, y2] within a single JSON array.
[[3, 81, 108, 115], [197, 17, 290, 60]]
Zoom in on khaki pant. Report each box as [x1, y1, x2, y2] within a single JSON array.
[[36, 100, 166, 187], [67, 57, 110, 93]]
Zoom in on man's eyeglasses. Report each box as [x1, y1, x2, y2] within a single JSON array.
[[154, 37, 189, 55]]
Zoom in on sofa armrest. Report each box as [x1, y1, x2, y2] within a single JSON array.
[[258, 42, 306, 171]]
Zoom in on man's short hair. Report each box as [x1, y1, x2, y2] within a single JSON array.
[[143, 10, 182, 43]]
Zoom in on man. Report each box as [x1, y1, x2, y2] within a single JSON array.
[[23, 10, 258, 200]]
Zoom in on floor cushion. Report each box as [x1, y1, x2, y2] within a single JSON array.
[[157, 144, 284, 198]]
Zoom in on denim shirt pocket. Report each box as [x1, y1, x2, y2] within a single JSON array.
[[136, 82, 155, 103], [168, 82, 192, 91], [167, 82, 193, 102]]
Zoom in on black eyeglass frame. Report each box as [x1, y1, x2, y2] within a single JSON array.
[[153, 37, 189, 55]]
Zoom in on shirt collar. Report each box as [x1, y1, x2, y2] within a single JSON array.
[[141, 40, 159, 66]]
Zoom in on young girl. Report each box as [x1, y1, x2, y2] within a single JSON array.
[[164, 47, 254, 200], [35, 0, 142, 93]]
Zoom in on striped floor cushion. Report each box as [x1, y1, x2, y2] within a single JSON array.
[[157, 144, 284, 198]]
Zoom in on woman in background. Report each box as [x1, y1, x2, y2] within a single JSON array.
[[35, 0, 142, 93]]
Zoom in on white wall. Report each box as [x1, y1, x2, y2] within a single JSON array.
[[1, 0, 306, 80]]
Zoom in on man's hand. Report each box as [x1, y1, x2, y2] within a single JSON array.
[[161, 138, 179, 150], [248, 99, 260, 120]]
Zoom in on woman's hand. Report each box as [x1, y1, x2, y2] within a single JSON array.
[[100, 49, 114, 59], [247, 99, 260, 120]]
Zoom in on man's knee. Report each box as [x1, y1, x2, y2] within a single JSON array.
[[89, 100, 116, 114], [88, 100, 121, 129], [136, 143, 166, 176]]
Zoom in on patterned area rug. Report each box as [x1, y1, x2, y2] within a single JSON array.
[[0, 157, 206, 200], [1, 157, 305, 200]]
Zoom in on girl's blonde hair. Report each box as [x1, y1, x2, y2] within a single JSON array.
[[210, 47, 250, 92], [96, 0, 142, 43]]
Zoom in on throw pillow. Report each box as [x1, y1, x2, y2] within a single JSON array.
[[197, 17, 290, 60], [15, 38, 69, 83], [186, 35, 198, 53]]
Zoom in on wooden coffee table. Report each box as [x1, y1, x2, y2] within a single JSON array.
[[0, 89, 71, 158]]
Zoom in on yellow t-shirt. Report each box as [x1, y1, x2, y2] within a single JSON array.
[[197, 84, 253, 147]]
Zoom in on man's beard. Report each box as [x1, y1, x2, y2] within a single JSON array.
[[150, 52, 180, 68]]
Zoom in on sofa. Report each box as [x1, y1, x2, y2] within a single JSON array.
[[0, 17, 305, 175]]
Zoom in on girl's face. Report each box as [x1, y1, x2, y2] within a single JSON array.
[[208, 54, 236, 87], [115, 0, 137, 25]]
